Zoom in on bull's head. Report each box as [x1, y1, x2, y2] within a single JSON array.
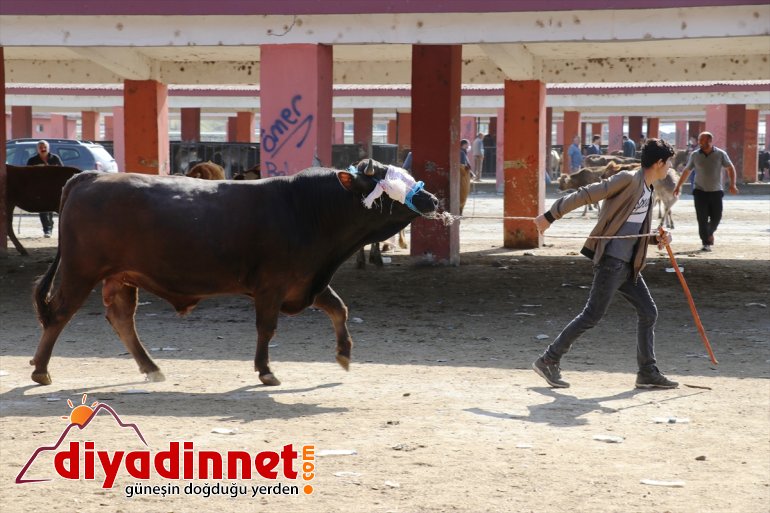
[[337, 159, 439, 217]]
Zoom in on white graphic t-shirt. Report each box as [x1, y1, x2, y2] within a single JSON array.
[[605, 183, 652, 263]]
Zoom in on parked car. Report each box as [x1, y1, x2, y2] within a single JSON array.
[[5, 138, 118, 172]]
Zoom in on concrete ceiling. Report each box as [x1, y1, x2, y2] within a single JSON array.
[[2, 4, 769, 86]]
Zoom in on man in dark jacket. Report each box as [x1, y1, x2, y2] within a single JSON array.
[[26, 140, 63, 237], [532, 138, 678, 390]]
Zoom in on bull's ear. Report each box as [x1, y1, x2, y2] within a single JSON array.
[[337, 170, 355, 191]]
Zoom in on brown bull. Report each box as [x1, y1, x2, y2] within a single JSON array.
[[5, 165, 82, 256], [186, 161, 226, 180]]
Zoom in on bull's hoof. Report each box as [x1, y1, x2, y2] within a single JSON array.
[[145, 370, 166, 383], [336, 354, 351, 371], [31, 372, 52, 385], [259, 373, 281, 386]]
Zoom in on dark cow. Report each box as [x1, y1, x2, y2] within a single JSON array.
[[30, 159, 439, 387], [5, 165, 82, 256]]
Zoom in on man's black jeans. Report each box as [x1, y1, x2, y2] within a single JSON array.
[[545, 255, 658, 371], [693, 189, 724, 246]]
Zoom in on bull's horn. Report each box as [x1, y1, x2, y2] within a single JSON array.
[[364, 159, 375, 176]]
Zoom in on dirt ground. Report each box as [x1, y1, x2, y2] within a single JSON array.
[[1, 188, 768, 513]]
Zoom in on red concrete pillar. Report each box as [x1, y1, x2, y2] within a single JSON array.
[[332, 120, 345, 144], [181, 107, 200, 142], [353, 108, 373, 156], [488, 117, 497, 140], [1, 46, 7, 256], [628, 116, 643, 143], [726, 105, 746, 182], [689, 120, 704, 141], [112, 107, 125, 172], [11, 106, 32, 139], [675, 121, 688, 149], [495, 107, 504, 192], [580, 122, 587, 145], [123, 79, 169, 174], [236, 111, 255, 143], [561, 111, 580, 175], [766, 115, 770, 150], [386, 119, 397, 144], [227, 116, 237, 142], [608, 116, 624, 153], [410, 44, 461, 264], [260, 44, 333, 175], [50, 114, 67, 138], [545, 108, 553, 151], [646, 117, 660, 139], [82, 111, 100, 141], [104, 115, 114, 140], [705, 105, 727, 150], [396, 112, 412, 152], [591, 123, 602, 139], [503, 80, 545, 249], [460, 116, 476, 142], [555, 122, 563, 149], [743, 109, 759, 182]]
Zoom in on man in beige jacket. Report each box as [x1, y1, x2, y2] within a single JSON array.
[[532, 138, 678, 389]]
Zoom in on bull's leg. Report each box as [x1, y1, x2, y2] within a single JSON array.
[[398, 229, 408, 249], [369, 242, 384, 267], [312, 286, 353, 371], [254, 302, 281, 386], [6, 208, 29, 256], [31, 276, 94, 385], [356, 247, 366, 269], [103, 278, 164, 382]]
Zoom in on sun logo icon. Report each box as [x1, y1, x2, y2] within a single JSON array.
[[61, 394, 99, 427]]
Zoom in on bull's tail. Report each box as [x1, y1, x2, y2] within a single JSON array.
[[33, 249, 61, 328]]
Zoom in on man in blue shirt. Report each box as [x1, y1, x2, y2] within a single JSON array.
[[568, 136, 582, 172], [674, 131, 739, 252], [586, 135, 602, 155], [622, 135, 636, 158]]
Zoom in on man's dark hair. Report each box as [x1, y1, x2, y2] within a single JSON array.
[[622, 135, 628, 140], [592, 135, 601, 142], [640, 138, 675, 168]]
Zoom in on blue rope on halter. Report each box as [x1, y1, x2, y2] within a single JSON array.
[[404, 181, 425, 214]]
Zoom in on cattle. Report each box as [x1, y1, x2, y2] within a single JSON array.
[[653, 169, 679, 229], [547, 149, 561, 179], [5, 165, 82, 256], [186, 161, 226, 180], [233, 164, 261, 181], [583, 154, 640, 168], [557, 162, 639, 216], [30, 159, 439, 387], [673, 149, 690, 172]]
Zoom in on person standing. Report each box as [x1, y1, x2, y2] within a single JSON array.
[[532, 138, 679, 389], [471, 132, 485, 182], [568, 136, 583, 172], [673, 131, 739, 252], [26, 140, 63, 237], [586, 134, 602, 155], [622, 135, 636, 158]]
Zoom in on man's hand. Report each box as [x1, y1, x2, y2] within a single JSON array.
[[673, 186, 681, 198], [656, 230, 672, 250], [728, 184, 739, 195], [535, 214, 551, 233]]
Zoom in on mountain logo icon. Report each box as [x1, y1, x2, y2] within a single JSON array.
[[16, 395, 147, 485]]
